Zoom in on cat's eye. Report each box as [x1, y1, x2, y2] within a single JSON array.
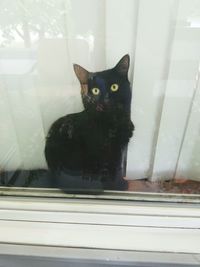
[[92, 88, 100, 95], [110, 83, 119, 92]]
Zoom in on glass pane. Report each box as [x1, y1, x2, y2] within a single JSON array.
[[0, 0, 200, 196]]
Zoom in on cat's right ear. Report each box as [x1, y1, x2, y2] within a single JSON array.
[[73, 64, 89, 84], [114, 54, 130, 76]]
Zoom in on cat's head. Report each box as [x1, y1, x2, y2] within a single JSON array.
[[73, 55, 131, 114]]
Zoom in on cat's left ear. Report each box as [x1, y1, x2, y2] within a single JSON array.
[[114, 54, 130, 76], [73, 64, 89, 84]]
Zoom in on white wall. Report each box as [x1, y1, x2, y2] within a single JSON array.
[[0, 0, 200, 181]]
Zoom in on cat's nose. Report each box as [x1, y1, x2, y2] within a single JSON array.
[[104, 94, 109, 104]]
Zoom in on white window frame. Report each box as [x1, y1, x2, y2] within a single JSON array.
[[0, 187, 200, 263]]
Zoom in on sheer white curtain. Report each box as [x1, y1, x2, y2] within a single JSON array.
[[0, 0, 200, 181], [127, 0, 200, 181]]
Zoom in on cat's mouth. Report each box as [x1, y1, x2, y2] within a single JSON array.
[[96, 104, 104, 112], [96, 102, 113, 112]]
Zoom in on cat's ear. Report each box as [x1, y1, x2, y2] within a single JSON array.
[[73, 64, 89, 84], [114, 54, 130, 76]]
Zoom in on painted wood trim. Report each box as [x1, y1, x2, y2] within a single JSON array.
[[0, 195, 199, 254]]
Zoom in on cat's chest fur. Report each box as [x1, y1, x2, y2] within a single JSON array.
[[59, 111, 131, 173], [64, 111, 127, 153]]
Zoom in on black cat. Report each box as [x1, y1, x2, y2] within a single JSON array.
[[45, 54, 134, 190]]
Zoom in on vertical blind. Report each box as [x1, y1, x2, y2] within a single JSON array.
[[0, 0, 200, 181]]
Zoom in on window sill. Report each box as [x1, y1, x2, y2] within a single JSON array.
[[0, 187, 199, 255]]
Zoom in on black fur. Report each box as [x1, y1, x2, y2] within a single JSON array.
[[45, 55, 134, 190]]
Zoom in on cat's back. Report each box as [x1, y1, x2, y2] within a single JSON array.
[[45, 111, 86, 170], [46, 111, 85, 142]]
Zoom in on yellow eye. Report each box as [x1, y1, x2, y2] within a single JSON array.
[[110, 83, 119, 92], [92, 88, 100, 95]]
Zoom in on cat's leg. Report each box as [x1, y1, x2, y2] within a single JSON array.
[[112, 167, 129, 191], [101, 161, 128, 191], [113, 148, 129, 191]]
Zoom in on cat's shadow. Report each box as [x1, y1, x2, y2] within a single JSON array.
[[0, 169, 128, 193], [51, 171, 128, 193]]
